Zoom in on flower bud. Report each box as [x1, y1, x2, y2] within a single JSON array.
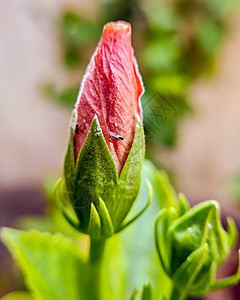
[[155, 197, 240, 297], [74, 21, 143, 175], [55, 21, 148, 240]]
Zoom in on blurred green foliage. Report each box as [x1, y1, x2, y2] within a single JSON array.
[[46, 0, 238, 148]]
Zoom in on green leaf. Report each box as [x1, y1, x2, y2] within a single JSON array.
[[1, 228, 85, 300], [74, 115, 118, 230], [1, 291, 33, 300]]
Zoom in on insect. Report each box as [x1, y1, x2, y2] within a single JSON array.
[[75, 124, 80, 134], [109, 131, 124, 142]]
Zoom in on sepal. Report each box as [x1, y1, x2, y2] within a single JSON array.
[[58, 113, 145, 239]]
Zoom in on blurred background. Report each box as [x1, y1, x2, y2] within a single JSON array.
[[1, 0, 240, 299]]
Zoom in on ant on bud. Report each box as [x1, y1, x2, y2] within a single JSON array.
[[109, 131, 124, 143], [75, 124, 80, 134]]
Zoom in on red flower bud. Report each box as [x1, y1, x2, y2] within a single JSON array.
[[74, 21, 144, 175]]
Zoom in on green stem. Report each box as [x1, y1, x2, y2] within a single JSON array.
[[170, 286, 187, 300], [87, 238, 106, 300]]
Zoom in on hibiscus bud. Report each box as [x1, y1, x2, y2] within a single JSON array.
[[155, 195, 240, 298], [54, 21, 149, 239], [74, 21, 143, 175]]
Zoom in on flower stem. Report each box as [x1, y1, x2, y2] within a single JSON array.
[[87, 238, 106, 300], [170, 286, 187, 300]]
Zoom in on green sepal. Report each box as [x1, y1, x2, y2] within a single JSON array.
[[141, 282, 152, 300], [226, 217, 238, 248], [54, 178, 81, 231], [108, 115, 145, 229], [74, 115, 118, 231], [155, 207, 177, 275], [154, 170, 177, 209], [210, 250, 240, 291], [172, 243, 209, 290], [88, 203, 101, 239], [177, 193, 190, 217], [98, 197, 114, 238], [128, 282, 152, 300], [62, 114, 145, 237], [64, 111, 76, 198], [129, 289, 138, 300], [116, 179, 152, 233], [187, 261, 216, 297]]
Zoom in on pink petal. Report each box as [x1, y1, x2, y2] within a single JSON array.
[[74, 21, 144, 175]]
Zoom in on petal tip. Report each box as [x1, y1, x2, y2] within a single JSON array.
[[103, 21, 131, 36]]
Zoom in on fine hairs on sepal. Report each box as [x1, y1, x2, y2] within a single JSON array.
[[55, 113, 146, 239]]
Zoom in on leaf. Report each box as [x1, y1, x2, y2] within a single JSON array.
[[1, 228, 85, 300], [226, 217, 238, 248], [1, 291, 33, 300]]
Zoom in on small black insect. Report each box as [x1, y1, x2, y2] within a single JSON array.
[[75, 124, 80, 134], [109, 131, 124, 141]]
